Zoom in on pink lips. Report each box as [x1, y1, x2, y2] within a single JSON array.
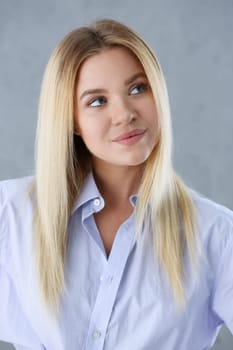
[[113, 129, 146, 146]]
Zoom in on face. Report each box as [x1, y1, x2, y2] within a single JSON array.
[[75, 47, 159, 172]]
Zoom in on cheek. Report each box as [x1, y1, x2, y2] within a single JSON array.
[[76, 116, 91, 136], [148, 110, 160, 144], [78, 122, 103, 147], [147, 109, 159, 132], [79, 128, 93, 144]]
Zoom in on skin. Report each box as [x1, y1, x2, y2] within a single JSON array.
[[74, 47, 159, 256]]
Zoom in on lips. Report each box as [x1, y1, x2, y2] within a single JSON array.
[[112, 129, 146, 146], [113, 129, 146, 142]]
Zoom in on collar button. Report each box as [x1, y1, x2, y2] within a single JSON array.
[[94, 198, 101, 206]]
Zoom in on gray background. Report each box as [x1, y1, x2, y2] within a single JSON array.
[[0, 0, 232, 349]]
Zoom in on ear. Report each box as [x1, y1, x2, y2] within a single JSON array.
[[73, 112, 81, 136], [74, 128, 81, 136], [74, 124, 81, 136]]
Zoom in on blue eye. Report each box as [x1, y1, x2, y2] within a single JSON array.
[[89, 96, 107, 107], [130, 83, 148, 95]]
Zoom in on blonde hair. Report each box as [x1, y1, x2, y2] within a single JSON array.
[[33, 18, 200, 314]]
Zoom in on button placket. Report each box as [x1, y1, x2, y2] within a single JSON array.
[[84, 213, 136, 350], [92, 330, 102, 339], [100, 275, 104, 282]]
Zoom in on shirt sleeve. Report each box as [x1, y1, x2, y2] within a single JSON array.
[[211, 226, 233, 333], [0, 182, 45, 349], [0, 182, 7, 266], [0, 264, 46, 349]]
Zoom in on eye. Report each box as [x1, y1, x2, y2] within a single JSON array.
[[130, 82, 148, 95], [89, 96, 107, 107]]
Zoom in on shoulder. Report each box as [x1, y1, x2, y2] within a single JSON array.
[[0, 175, 35, 264], [0, 177, 52, 347], [0, 175, 35, 231], [191, 189, 233, 226], [190, 192, 233, 331], [0, 176, 35, 215], [190, 189, 233, 264], [0, 175, 35, 201]]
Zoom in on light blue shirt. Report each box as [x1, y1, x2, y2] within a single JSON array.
[[0, 173, 233, 350]]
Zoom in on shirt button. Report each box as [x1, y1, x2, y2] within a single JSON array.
[[107, 275, 113, 283], [92, 330, 102, 339], [100, 275, 104, 282], [94, 198, 100, 206]]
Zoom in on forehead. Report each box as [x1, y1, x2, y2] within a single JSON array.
[[76, 47, 145, 90]]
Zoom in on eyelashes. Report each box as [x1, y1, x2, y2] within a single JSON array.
[[87, 82, 149, 108], [89, 96, 107, 107], [130, 82, 148, 95]]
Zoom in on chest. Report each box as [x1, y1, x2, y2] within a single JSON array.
[[94, 205, 133, 257], [60, 224, 215, 350]]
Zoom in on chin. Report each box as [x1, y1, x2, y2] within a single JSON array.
[[132, 152, 152, 164], [122, 155, 150, 167]]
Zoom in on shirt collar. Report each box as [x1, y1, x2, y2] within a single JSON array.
[[71, 172, 103, 214], [71, 172, 139, 214], [129, 194, 138, 207]]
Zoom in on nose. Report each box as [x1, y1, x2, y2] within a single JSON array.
[[111, 96, 137, 126]]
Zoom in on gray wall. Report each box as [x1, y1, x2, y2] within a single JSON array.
[[0, 0, 232, 349]]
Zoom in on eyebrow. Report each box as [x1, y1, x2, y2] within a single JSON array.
[[79, 72, 147, 100], [124, 72, 147, 85]]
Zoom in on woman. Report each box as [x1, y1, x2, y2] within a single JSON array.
[[0, 18, 232, 350]]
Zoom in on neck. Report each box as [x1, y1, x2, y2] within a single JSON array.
[[92, 161, 144, 207]]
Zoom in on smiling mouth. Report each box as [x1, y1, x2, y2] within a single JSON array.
[[112, 129, 146, 145]]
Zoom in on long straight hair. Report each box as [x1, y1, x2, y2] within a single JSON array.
[[34, 18, 200, 314]]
